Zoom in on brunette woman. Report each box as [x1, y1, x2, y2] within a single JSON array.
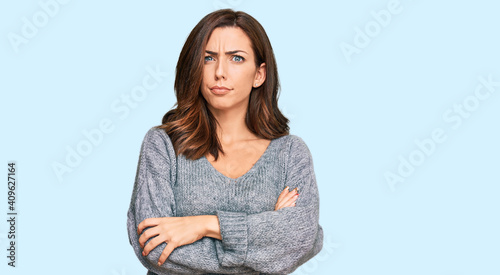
[[127, 8, 323, 275]]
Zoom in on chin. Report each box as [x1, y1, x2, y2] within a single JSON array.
[[202, 90, 248, 112], [208, 100, 235, 111]]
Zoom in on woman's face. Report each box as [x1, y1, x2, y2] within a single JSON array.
[[201, 26, 266, 113]]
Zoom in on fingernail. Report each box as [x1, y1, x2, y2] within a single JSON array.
[[157, 261, 162, 266], [285, 186, 289, 190], [142, 251, 145, 256]]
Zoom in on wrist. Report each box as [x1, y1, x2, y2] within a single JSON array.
[[202, 215, 222, 240]]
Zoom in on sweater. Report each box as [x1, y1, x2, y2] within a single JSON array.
[[127, 127, 323, 274]]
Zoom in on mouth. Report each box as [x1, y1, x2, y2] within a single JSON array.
[[210, 86, 231, 95]]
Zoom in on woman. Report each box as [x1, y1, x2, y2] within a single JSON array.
[[127, 8, 323, 275]]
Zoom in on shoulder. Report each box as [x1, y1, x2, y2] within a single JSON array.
[[271, 134, 316, 181], [140, 126, 176, 160], [273, 134, 312, 156], [271, 134, 313, 168], [143, 126, 170, 142]]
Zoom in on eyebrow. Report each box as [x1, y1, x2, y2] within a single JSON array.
[[205, 50, 248, 55]]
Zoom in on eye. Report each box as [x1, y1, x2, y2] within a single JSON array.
[[204, 56, 214, 62], [232, 55, 245, 62]]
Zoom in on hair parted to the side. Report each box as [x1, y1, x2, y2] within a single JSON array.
[[155, 9, 289, 161]]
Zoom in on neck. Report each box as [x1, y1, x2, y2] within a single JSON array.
[[209, 105, 254, 144]]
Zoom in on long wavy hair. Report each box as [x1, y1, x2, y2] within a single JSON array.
[[155, 9, 289, 161]]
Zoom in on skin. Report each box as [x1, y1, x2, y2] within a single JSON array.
[[137, 26, 299, 266]]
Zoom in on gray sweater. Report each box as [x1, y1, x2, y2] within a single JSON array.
[[127, 127, 323, 274]]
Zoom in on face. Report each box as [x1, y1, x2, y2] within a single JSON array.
[[201, 27, 266, 113]]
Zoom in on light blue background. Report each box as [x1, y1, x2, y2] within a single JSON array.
[[1, 0, 499, 274]]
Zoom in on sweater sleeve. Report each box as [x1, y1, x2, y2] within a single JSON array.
[[214, 135, 324, 274], [127, 128, 257, 274]]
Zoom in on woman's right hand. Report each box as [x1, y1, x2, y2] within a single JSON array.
[[274, 186, 299, 210]]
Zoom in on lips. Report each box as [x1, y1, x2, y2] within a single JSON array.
[[210, 86, 231, 95]]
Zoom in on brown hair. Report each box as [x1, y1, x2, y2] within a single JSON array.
[[155, 9, 289, 160]]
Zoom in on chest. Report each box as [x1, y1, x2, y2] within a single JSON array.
[[205, 139, 271, 179], [172, 155, 284, 217]]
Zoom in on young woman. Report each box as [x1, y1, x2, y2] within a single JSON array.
[[127, 9, 323, 275]]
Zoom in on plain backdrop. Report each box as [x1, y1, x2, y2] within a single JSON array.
[[1, 0, 499, 274]]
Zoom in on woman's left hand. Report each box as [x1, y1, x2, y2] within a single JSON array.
[[137, 216, 207, 266]]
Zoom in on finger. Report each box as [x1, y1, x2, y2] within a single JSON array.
[[276, 196, 290, 210], [157, 242, 177, 266], [277, 187, 298, 206], [277, 186, 289, 202], [139, 226, 160, 249], [276, 192, 299, 210], [282, 191, 299, 205], [276, 200, 295, 210], [274, 187, 290, 210], [138, 218, 160, 235], [142, 235, 165, 256]]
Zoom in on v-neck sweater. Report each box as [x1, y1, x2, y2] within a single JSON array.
[[127, 127, 323, 275], [202, 139, 272, 183]]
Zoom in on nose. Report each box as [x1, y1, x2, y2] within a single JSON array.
[[214, 58, 226, 80]]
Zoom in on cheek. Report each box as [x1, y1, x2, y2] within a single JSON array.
[[200, 85, 211, 104], [200, 74, 210, 98], [201, 69, 212, 91], [202, 68, 210, 84], [233, 67, 256, 87]]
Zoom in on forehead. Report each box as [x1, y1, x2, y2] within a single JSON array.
[[206, 27, 253, 50]]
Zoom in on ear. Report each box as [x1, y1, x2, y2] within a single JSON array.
[[253, 63, 266, 88]]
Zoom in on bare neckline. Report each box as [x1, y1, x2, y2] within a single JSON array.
[[203, 138, 275, 182]]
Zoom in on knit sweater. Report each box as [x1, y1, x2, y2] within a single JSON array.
[[127, 127, 323, 275]]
